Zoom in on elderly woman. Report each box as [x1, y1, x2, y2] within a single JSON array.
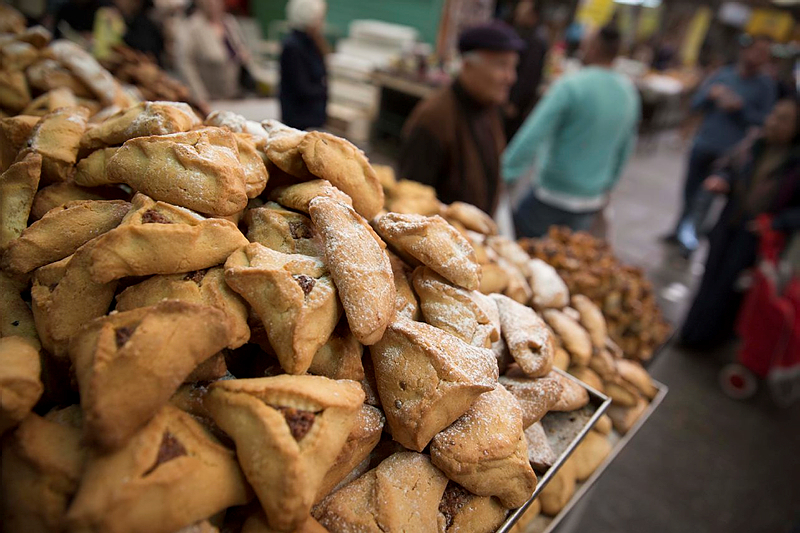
[[280, 0, 328, 130]]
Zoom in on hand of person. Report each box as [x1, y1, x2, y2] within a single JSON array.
[[703, 175, 730, 194]]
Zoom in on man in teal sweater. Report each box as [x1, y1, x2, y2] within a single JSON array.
[[502, 26, 640, 237]]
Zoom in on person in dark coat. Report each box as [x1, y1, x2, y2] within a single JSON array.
[[279, 0, 328, 131], [398, 21, 523, 216], [681, 97, 800, 349], [505, 0, 548, 141]]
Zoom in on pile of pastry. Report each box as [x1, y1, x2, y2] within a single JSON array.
[[0, 20, 138, 119], [101, 45, 203, 111], [519, 227, 671, 362], [1, 101, 604, 533]]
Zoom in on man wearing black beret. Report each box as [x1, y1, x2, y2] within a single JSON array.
[[398, 21, 524, 215]]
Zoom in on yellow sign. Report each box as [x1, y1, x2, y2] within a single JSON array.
[[680, 7, 712, 68], [637, 6, 662, 41], [747, 9, 794, 42], [576, 0, 616, 29]]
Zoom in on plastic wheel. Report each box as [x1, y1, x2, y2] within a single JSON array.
[[719, 363, 758, 399]]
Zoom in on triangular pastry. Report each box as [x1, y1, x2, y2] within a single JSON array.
[[492, 294, 554, 378], [314, 451, 448, 533], [31, 239, 118, 357], [69, 300, 232, 450], [79, 100, 200, 152], [413, 267, 499, 349], [224, 242, 341, 375], [204, 375, 364, 531], [546, 371, 590, 412], [499, 374, 562, 429], [0, 336, 43, 435], [308, 316, 364, 381], [430, 384, 537, 509], [106, 127, 248, 216], [315, 403, 384, 502], [115, 266, 250, 349], [1, 413, 86, 531], [388, 251, 419, 320], [0, 151, 41, 251], [542, 309, 592, 366], [26, 106, 89, 183], [438, 482, 507, 533], [308, 196, 395, 345], [65, 404, 251, 533], [244, 202, 324, 257], [524, 421, 557, 471], [374, 213, 481, 291], [30, 181, 127, 220], [2, 199, 131, 274], [270, 179, 354, 214], [370, 318, 497, 451], [73, 146, 119, 187], [443, 202, 498, 236], [86, 194, 248, 283]]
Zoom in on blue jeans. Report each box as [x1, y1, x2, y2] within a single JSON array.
[[513, 192, 600, 238]]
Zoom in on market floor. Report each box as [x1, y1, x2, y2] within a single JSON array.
[[554, 135, 800, 533]]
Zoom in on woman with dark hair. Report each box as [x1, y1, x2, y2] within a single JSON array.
[[681, 97, 800, 348]]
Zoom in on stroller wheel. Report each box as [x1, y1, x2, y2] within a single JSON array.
[[720, 363, 758, 399]]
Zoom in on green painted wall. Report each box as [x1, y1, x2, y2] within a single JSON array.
[[254, 0, 445, 45]]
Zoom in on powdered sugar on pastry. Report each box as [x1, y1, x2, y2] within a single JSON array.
[[491, 294, 554, 378], [526, 258, 569, 309], [309, 197, 395, 345]]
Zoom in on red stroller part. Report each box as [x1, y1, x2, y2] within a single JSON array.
[[722, 215, 800, 403]]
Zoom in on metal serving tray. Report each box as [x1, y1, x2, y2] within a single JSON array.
[[495, 369, 612, 533], [523, 380, 669, 533]]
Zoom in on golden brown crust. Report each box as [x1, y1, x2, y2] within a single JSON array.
[[568, 366, 604, 393], [235, 132, 269, 198], [69, 300, 232, 450], [315, 404, 384, 502], [431, 385, 537, 509], [79, 100, 200, 152], [572, 294, 608, 349], [314, 451, 448, 533], [224, 243, 341, 374], [384, 179, 442, 216], [389, 251, 420, 320], [299, 131, 384, 219], [375, 213, 480, 291], [538, 457, 576, 516], [2, 199, 131, 274], [0, 337, 43, 435], [30, 181, 127, 220], [31, 241, 118, 357], [205, 375, 364, 532], [499, 374, 562, 428], [106, 127, 248, 216], [0, 115, 39, 172], [492, 294, 554, 378], [270, 179, 354, 214], [542, 309, 592, 367], [438, 483, 508, 533], [308, 317, 365, 381], [571, 430, 611, 482], [309, 196, 395, 345], [607, 397, 647, 434], [86, 198, 248, 283], [413, 267, 499, 349], [546, 371, 590, 412], [244, 202, 324, 257], [370, 319, 497, 451], [21, 87, 78, 116], [1, 413, 86, 532], [0, 151, 41, 252], [444, 202, 498, 236], [115, 267, 250, 349], [65, 404, 251, 533], [27, 106, 89, 183], [616, 359, 657, 399], [0, 70, 30, 112], [73, 147, 119, 187]]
